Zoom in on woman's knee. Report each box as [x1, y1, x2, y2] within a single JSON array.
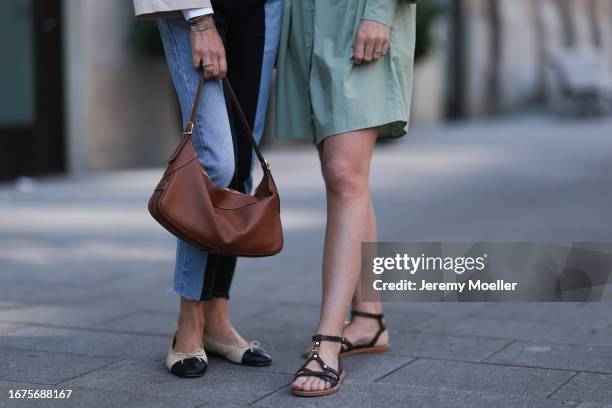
[[322, 157, 367, 198]]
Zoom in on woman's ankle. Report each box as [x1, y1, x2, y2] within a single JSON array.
[[177, 317, 204, 331], [203, 298, 230, 323], [174, 321, 204, 353]]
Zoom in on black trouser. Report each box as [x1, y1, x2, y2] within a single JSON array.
[[201, 0, 268, 300]]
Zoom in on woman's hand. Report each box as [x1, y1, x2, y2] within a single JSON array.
[[189, 17, 227, 79], [352, 19, 390, 65]]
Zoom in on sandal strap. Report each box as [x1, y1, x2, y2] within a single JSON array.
[[351, 310, 386, 332], [342, 311, 387, 351], [312, 334, 344, 344], [294, 353, 342, 387], [351, 310, 386, 328], [294, 368, 339, 387], [312, 334, 351, 355]]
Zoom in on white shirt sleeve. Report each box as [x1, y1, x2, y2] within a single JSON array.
[[182, 7, 214, 21]]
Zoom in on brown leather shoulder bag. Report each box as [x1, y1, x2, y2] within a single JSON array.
[[148, 75, 283, 257]]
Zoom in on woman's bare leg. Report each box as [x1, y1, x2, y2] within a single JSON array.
[[203, 298, 247, 343], [343, 198, 389, 347], [174, 298, 205, 353], [292, 128, 377, 392]]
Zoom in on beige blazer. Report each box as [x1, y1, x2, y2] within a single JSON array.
[[133, 0, 212, 18]]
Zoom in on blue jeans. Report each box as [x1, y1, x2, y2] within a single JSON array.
[[157, 0, 282, 301]]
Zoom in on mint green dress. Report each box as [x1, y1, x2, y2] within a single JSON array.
[[276, 0, 417, 144]]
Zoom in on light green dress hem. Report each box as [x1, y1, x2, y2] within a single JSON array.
[[275, 0, 417, 144], [309, 118, 408, 145]]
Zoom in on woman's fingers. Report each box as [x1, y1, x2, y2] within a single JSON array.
[[192, 54, 202, 70], [211, 58, 220, 79], [352, 36, 366, 65], [202, 54, 215, 79], [190, 28, 227, 79], [218, 49, 228, 80], [363, 39, 375, 63], [201, 53, 222, 80], [353, 19, 391, 64], [373, 38, 386, 60], [381, 39, 390, 56]]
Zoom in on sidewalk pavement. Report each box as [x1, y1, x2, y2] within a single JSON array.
[[1, 115, 612, 407]]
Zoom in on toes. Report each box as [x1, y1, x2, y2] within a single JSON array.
[[300, 377, 310, 391], [292, 377, 306, 390], [292, 376, 332, 393], [310, 378, 320, 392], [303, 377, 315, 392]]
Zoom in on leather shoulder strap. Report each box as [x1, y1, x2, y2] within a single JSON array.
[[183, 73, 271, 173]]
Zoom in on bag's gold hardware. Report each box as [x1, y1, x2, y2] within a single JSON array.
[[183, 121, 194, 135]]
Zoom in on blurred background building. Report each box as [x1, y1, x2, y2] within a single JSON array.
[[1, 0, 611, 180]]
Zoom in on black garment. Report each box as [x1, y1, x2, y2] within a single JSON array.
[[198, 0, 267, 300]]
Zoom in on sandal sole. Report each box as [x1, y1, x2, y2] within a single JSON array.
[[341, 344, 391, 357], [291, 372, 346, 397]]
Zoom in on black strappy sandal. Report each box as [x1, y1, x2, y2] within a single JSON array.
[[341, 310, 390, 357], [292, 335, 346, 397]]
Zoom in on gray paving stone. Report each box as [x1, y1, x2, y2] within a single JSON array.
[[0, 258, 153, 287], [0, 302, 26, 310], [386, 331, 510, 362], [0, 348, 116, 385], [92, 311, 177, 336], [0, 323, 25, 335], [343, 354, 416, 383], [378, 358, 575, 398], [476, 303, 612, 325], [412, 315, 612, 347], [486, 341, 612, 373], [550, 373, 612, 404], [0, 327, 168, 361], [253, 381, 573, 408], [374, 306, 448, 328], [62, 359, 290, 407], [0, 304, 130, 329], [92, 300, 280, 337], [586, 328, 612, 348], [237, 271, 323, 305], [86, 288, 178, 314], [0, 281, 97, 306], [0, 381, 179, 408], [382, 301, 486, 316]]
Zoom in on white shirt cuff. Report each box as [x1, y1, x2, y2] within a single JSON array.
[[182, 7, 214, 21]]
